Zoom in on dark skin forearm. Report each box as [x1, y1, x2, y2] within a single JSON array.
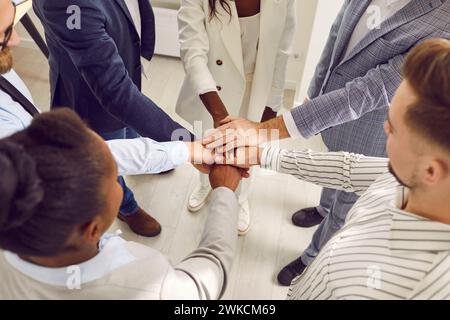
[[201, 1, 262, 128], [200, 91, 229, 127]]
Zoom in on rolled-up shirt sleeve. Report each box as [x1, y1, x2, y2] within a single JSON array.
[[261, 146, 389, 196], [107, 138, 189, 176]]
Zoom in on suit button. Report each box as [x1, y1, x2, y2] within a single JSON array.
[[216, 59, 223, 66], [216, 85, 222, 91]]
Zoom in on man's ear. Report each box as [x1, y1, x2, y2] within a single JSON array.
[[423, 159, 448, 185]]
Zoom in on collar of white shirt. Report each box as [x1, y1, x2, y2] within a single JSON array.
[[389, 188, 450, 253], [4, 234, 136, 286]]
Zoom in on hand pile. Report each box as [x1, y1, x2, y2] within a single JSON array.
[[188, 116, 269, 190]]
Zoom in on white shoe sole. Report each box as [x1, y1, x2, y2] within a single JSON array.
[[187, 190, 211, 213], [238, 225, 250, 236], [188, 201, 207, 213], [238, 201, 251, 236]]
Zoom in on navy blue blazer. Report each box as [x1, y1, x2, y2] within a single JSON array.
[[33, 0, 189, 141]]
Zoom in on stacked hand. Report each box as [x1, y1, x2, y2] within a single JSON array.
[[202, 116, 264, 153], [209, 165, 247, 192], [213, 146, 262, 169], [188, 109, 294, 187], [187, 140, 252, 177], [201, 97, 310, 155]]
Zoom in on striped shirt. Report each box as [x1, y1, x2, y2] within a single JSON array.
[[261, 147, 450, 300]]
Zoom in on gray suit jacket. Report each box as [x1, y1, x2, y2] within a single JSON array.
[[291, 0, 449, 156]]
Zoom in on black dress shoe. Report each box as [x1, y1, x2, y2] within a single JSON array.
[[277, 256, 307, 286], [291, 207, 324, 228]]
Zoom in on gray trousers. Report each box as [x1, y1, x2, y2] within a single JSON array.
[[301, 187, 359, 266]]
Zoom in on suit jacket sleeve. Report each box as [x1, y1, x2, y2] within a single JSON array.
[[307, 0, 349, 99], [178, 0, 218, 95], [38, 0, 190, 142], [291, 52, 406, 139], [160, 187, 239, 300], [266, 0, 297, 111]]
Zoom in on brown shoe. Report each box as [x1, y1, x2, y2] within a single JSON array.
[[118, 207, 162, 237]]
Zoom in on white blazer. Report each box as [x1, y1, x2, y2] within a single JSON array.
[[175, 0, 297, 130]]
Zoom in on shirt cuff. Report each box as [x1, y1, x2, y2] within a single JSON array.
[[211, 186, 236, 196], [188, 57, 218, 96], [260, 146, 281, 171], [167, 141, 190, 167], [282, 111, 303, 138], [198, 87, 218, 96]]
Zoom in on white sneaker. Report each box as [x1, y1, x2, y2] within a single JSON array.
[[238, 200, 251, 236], [188, 184, 212, 213]]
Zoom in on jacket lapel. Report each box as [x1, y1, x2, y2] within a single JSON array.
[[254, 0, 270, 78], [138, 0, 156, 60], [114, 0, 140, 38], [340, 0, 444, 65], [218, 1, 245, 78], [329, 0, 371, 70]]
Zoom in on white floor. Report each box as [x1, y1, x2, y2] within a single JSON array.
[[12, 47, 327, 300]]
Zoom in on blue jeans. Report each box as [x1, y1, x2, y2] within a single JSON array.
[[100, 128, 139, 216], [301, 187, 359, 266]]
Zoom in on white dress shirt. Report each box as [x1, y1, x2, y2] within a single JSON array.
[[0, 69, 189, 175], [124, 0, 142, 39], [261, 147, 450, 300], [239, 13, 260, 76], [0, 70, 35, 138]]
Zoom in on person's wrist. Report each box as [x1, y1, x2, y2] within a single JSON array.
[[212, 185, 235, 193], [187, 141, 204, 164], [212, 113, 229, 124], [185, 142, 194, 163], [255, 122, 269, 145]]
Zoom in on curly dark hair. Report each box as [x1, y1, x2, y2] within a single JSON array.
[[209, 0, 232, 19], [0, 108, 110, 257]]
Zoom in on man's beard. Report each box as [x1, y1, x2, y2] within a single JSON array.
[[0, 47, 13, 75], [388, 162, 413, 189]]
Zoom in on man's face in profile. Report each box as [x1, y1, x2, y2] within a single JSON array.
[[0, 46, 13, 75], [0, 0, 20, 74]]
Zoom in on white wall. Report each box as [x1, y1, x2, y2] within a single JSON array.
[[285, 0, 319, 90]]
